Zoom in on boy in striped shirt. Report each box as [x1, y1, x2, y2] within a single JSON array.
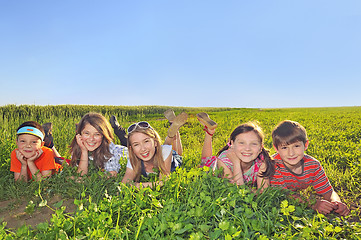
[[270, 120, 349, 216]]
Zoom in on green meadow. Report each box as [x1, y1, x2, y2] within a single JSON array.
[[0, 105, 360, 239]]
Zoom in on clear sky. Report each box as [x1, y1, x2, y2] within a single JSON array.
[[1, 1, 360, 108]]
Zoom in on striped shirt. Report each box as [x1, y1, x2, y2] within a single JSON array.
[[199, 149, 263, 184], [270, 154, 333, 195]]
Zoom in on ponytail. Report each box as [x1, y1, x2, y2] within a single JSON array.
[[258, 148, 274, 178], [216, 141, 230, 157]]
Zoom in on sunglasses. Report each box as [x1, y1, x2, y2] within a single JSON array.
[[127, 121, 152, 134]]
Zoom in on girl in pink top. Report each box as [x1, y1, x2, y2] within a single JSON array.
[[197, 113, 274, 191]]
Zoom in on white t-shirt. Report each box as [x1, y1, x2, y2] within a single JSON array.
[[126, 145, 172, 170]]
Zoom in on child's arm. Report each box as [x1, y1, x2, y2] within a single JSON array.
[[329, 191, 350, 216], [75, 134, 89, 176], [27, 150, 52, 181], [17, 149, 52, 181], [121, 167, 137, 184], [14, 167, 28, 181], [320, 190, 350, 216], [14, 150, 29, 181], [138, 151, 173, 188], [226, 149, 244, 185], [107, 171, 117, 177], [313, 190, 350, 216], [121, 168, 163, 188]]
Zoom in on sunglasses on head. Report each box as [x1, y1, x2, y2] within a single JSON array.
[[127, 121, 152, 134]]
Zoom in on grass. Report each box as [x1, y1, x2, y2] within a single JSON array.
[[0, 105, 360, 239]]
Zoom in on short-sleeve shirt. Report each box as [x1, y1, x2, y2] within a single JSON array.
[[126, 145, 172, 173], [270, 153, 333, 195], [88, 142, 128, 173], [10, 146, 56, 180], [199, 149, 263, 184]]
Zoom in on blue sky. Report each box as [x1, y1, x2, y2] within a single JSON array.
[[1, 1, 360, 108]]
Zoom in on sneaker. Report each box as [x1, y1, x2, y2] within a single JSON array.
[[167, 112, 188, 138], [196, 112, 217, 130], [42, 122, 54, 148], [42, 122, 52, 136], [110, 115, 120, 129], [164, 109, 176, 123]]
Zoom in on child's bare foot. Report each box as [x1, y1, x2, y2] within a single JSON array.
[[196, 112, 217, 130], [167, 112, 187, 138], [164, 109, 176, 123]]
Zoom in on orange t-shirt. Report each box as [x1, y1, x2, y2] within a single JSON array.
[[10, 146, 60, 180]]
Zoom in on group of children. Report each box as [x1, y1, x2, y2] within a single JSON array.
[[10, 110, 350, 216]]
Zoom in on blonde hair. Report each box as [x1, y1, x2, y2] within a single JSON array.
[[127, 126, 167, 182], [69, 112, 114, 169]]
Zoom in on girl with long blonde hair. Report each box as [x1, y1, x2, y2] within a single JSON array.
[[121, 111, 187, 187]]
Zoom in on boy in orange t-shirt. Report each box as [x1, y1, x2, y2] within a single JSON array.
[[10, 121, 61, 181]]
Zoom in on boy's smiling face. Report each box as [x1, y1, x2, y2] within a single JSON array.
[[275, 140, 309, 170], [16, 134, 43, 159]]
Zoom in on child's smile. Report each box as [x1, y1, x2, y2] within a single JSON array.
[[231, 131, 263, 164], [276, 140, 308, 171], [140, 151, 150, 158], [16, 134, 43, 159], [129, 132, 157, 162], [80, 123, 103, 152]]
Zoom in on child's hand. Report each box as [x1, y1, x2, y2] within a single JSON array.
[[234, 178, 245, 186], [27, 149, 43, 162], [226, 147, 237, 160], [15, 150, 27, 165], [227, 148, 244, 185], [332, 201, 350, 216], [76, 134, 88, 152], [313, 199, 335, 215], [107, 171, 117, 178]]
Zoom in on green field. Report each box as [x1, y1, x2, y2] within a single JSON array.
[[0, 105, 360, 239]]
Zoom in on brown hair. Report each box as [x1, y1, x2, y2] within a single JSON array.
[[127, 125, 167, 182], [69, 112, 114, 169], [218, 121, 274, 178], [272, 120, 308, 149]]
